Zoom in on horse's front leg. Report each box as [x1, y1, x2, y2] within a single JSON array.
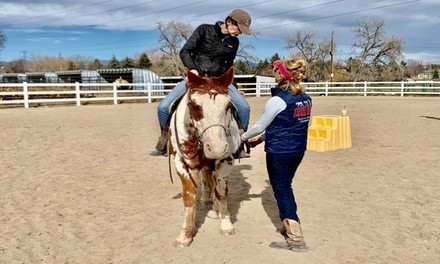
[[200, 167, 213, 207], [214, 161, 235, 235], [175, 168, 199, 247]]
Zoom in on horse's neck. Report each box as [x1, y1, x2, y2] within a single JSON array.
[[174, 92, 193, 139]]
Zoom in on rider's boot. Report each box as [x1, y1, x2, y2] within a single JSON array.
[[149, 126, 169, 156]]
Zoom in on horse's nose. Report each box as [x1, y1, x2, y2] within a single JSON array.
[[204, 142, 228, 159]]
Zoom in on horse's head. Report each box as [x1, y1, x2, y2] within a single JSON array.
[[185, 68, 238, 159]]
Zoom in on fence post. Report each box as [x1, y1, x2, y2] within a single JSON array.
[[364, 81, 368, 96], [75, 82, 81, 106], [256, 81, 261, 97], [147, 82, 152, 103], [400, 81, 405, 97], [113, 83, 118, 105], [325, 81, 329, 96], [23, 82, 29, 108]]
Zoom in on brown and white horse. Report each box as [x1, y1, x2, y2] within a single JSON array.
[[168, 68, 241, 247]]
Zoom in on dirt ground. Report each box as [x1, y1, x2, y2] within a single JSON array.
[[1, 96, 439, 264]]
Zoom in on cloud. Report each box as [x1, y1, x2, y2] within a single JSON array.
[[0, 0, 439, 63], [405, 51, 440, 64]]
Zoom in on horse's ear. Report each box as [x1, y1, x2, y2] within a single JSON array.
[[185, 68, 205, 88], [222, 67, 234, 85], [185, 67, 194, 78], [212, 67, 234, 92]]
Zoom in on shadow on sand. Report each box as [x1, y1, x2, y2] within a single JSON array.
[[170, 163, 283, 238]]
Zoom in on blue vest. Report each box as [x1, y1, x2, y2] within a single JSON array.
[[265, 88, 312, 153]]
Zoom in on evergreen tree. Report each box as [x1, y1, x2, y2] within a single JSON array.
[[270, 53, 281, 63], [255, 59, 271, 75], [90, 59, 103, 69], [67, 60, 76, 70], [138, 53, 152, 69], [233, 60, 252, 74], [108, 55, 120, 69], [433, 69, 439, 79], [121, 56, 135, 68]]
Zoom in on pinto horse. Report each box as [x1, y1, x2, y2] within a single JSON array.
[[168, 68, 241, 247]]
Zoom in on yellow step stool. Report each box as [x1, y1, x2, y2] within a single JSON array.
[[338, 115, 352, 149], [307, 127, 339, 151], [307, 115, 351, 152]]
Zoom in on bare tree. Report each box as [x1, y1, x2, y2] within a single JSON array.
[[235, 29, 259, 66], [285, 30, 318, 62], [235, 41, 257, 66], [405, 59, 425, 78], [156, 21, 193, 76], [285, 29, 332, 81], [350, 18, 404, 81], [26, 56, 70, 72], [68, 55, 97, 70], [5, 60, 27, 73]]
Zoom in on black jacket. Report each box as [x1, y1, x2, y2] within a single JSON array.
[[180, 22, 239, 77]]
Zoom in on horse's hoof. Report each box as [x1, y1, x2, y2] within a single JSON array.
[[173, 238, 193, 248], [220, 228, 236, 236], [207, 210, 219, 219]]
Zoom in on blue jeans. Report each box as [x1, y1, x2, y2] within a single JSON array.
[[157, 80, 250, 130], [266, 151, 305, 222]]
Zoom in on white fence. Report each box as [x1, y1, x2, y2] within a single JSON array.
[[1, 80, 439, 108]]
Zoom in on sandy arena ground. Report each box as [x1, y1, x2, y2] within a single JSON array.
[[1, 96, 439, 264]]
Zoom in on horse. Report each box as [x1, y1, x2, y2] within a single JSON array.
[[114, 76, 131, 90], [168, 67, 241, 247]]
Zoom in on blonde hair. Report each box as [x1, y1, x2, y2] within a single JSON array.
[[278, 59, 307, 96]]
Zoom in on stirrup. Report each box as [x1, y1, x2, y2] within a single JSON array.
[[233, 142, 251, 159]]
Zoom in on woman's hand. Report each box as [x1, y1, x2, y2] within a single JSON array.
[[248, 136, 263, 148], [190, 69, 199, 76]]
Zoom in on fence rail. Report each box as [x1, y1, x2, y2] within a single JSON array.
[[1, 80, 439, 108]]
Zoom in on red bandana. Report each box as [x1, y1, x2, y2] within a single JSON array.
[[272, 60, 298, 82]]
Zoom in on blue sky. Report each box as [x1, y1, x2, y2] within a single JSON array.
[[1, 0, 439, 64]]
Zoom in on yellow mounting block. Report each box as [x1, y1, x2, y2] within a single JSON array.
[[307, 115, 352, 152]]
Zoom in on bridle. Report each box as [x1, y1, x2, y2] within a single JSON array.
[[172, 90, 232, 160], [167, 72, 236, 184]]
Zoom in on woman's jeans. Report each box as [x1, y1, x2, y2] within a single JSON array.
[[266, 151, 305, 222], [157, 80, 250, 130]]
